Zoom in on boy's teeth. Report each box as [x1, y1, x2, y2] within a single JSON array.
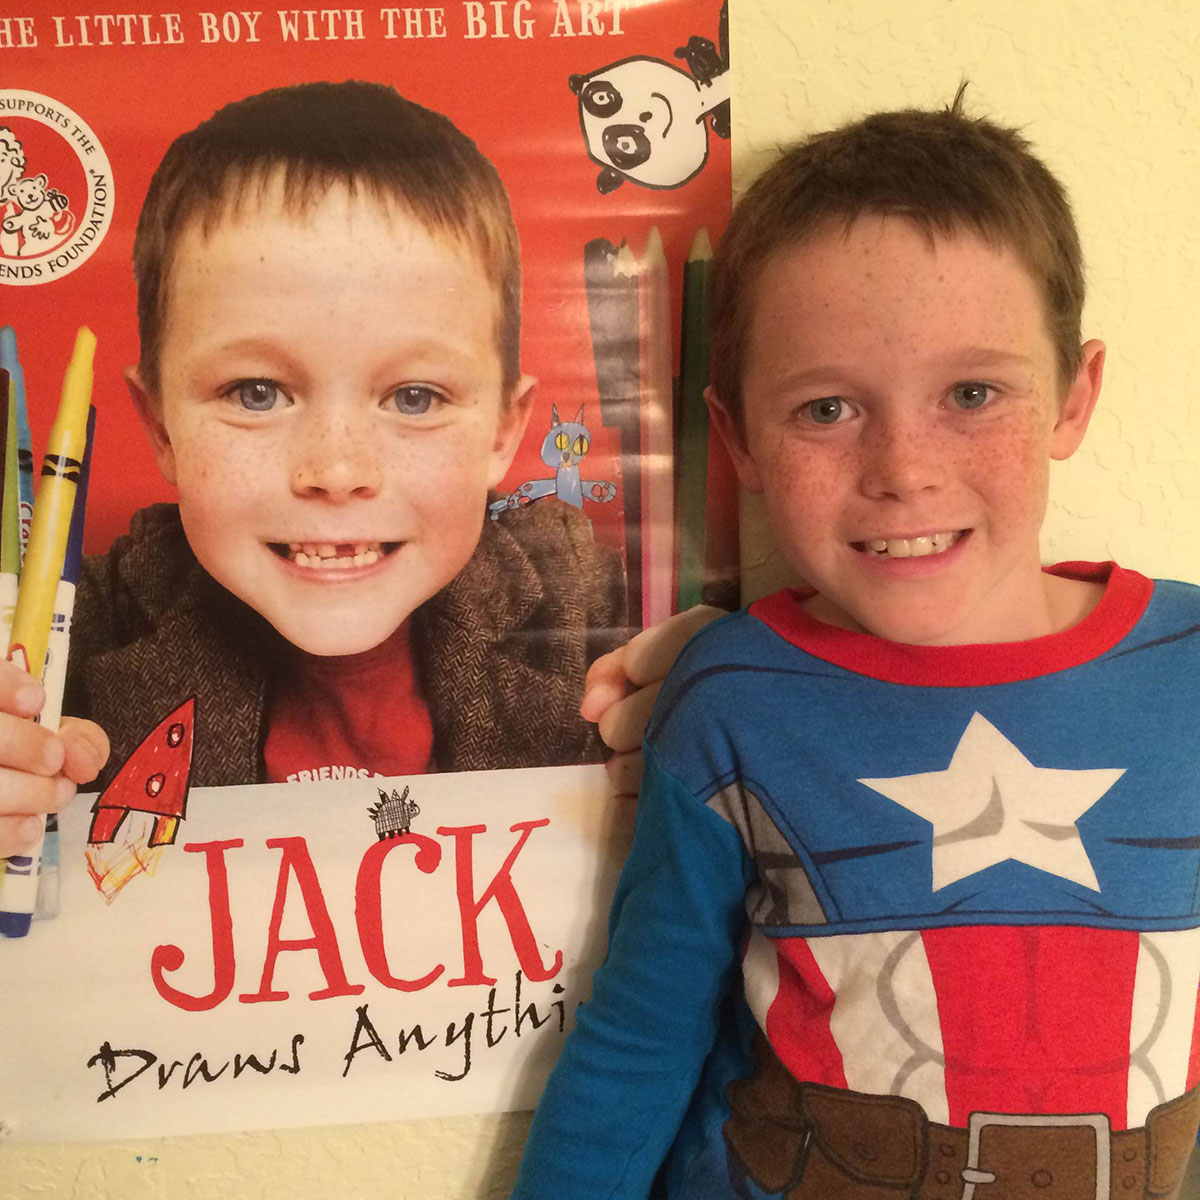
[[285, 541, 386, 569], [864, 532, 959, 558]]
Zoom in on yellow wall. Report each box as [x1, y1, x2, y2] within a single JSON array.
[[5, 1, 1198, 1195]]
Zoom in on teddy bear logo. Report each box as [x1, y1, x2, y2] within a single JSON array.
[[569, 0, 729, 193], [0, 128, 76, 258]]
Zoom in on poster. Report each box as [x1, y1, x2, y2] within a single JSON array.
[[2, 767, 633, 1142], [0, 0, 731, 1141]]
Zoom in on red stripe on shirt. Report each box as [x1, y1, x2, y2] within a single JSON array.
[[922, 925, 1140, 1128], [1187, 983, 1200, 1091], [767, 937, 848, 1090]]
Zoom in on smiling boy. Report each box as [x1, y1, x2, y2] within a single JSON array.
[[514, 96, 1200, 1199], [733, 214, 1104, 649], [37, 80, 625, 791]]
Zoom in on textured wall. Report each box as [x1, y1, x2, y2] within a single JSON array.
[[5, 0, 1199, 1195]]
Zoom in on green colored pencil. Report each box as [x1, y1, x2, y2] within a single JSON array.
[[675, 227, 713, 612]]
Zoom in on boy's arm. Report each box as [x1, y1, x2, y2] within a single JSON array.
[[513, 744, 753, 1198], [582, 605, 726, 797], [0, 657, 109, 858]]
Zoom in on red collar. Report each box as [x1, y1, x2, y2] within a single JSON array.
[[747, 562, 1153, 687]]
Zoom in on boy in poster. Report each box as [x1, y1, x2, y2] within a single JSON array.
[[0, 79, 627, 855]]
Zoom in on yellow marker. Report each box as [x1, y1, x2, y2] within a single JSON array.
[[9, 326, 95, 680]]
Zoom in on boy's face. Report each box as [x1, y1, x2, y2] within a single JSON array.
[[129, 180, 533, 657], [712, 216, 1104, 646]]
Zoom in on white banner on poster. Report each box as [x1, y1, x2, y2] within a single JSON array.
[[1, 765, 631, 1143]]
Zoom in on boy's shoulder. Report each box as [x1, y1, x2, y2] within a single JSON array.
[[78, 502, 204, 629], [75, 501, 275, 661], [647, 601, 802, 745], [1136, 571, 1200, 617], [662, 603, 779, 676], [438, 499, 625, 636], [1048, 561, 1200, 660], [1110, 568, 1200, 658]]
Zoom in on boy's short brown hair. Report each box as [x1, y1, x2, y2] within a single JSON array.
[[133, 80, 522, 397], [712, 88, 1085, 426]]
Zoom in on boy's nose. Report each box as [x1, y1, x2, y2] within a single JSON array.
[[858, 415, 944, 500], [290, 417, 382, 500]]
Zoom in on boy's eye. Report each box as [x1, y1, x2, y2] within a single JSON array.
[[801, 397, 852, 425], [229, 380, 283, 412], [952, 382, 991, 410], [388, 385, 440, 416]]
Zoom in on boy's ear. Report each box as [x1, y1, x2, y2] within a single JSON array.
[[705, 386, 764, 493], [1050, 339, 1105, 461], [486, 374, 538, 488], [125, 366, 178, 486]]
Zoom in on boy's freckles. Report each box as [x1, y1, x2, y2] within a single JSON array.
[[726, 215, 1101, 647], [136, 179, 533, 658]]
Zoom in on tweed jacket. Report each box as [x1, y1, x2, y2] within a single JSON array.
[[65, 502, 627, 789]]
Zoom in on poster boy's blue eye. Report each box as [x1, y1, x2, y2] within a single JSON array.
[[232, 380, 280, 412], [389, 385, 438, 416]]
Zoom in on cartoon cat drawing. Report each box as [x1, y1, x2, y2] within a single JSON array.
[[489, 404, 616, 519]]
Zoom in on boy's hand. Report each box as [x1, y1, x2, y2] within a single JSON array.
[[582, 605, 726, 799], [0, 659, 110, 859]]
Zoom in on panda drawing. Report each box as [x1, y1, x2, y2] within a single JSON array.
[[569, 2, 729, 193]]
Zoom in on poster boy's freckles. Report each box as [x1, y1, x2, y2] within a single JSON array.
[[139, 177, 533, 657]]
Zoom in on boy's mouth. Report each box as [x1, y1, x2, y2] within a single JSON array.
[[854, 531, 965, 559], [268, 541, 402, 569]]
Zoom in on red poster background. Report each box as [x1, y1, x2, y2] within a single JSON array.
[[1, 0, 730, 562]]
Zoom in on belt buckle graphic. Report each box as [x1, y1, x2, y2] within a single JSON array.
[[960, 1111, 1111, 1200]]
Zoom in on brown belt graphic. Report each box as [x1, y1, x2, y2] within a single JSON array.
[[724, 1036, 1200, 1199]]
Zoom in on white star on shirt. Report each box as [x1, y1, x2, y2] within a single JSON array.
[[858, 713, 1123, 892]]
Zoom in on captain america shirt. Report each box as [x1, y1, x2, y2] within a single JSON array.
[[513, 563, 1200, 1199]]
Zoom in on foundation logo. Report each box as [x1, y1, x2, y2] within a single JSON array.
[[0, 89, 113, 286]]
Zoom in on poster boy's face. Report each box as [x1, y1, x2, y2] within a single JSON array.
[[717, 215, 1102, 647], [131, 179, 534, 657]]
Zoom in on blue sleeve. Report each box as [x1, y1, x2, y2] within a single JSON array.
[[513, 744, 753, 1199]]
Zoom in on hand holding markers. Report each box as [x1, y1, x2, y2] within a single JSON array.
[[0, 327, 109, 924], [0, 661, 108, 859]]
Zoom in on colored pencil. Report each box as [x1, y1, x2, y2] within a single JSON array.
[[675, 227, 713, 612], [637, 227, 675, 628], [703, 405, 742, 612], [0, 327, 96, 938], [584, 237, 643, 626], [0, 325, 35, 557], [8, 327, 95, 681]]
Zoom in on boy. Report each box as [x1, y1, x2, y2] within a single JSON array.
[[514, 95, 1200, 1198], [0, 80, 625, 830]]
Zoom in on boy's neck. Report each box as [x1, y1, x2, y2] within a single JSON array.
[[802, 570, 1107, 646]]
